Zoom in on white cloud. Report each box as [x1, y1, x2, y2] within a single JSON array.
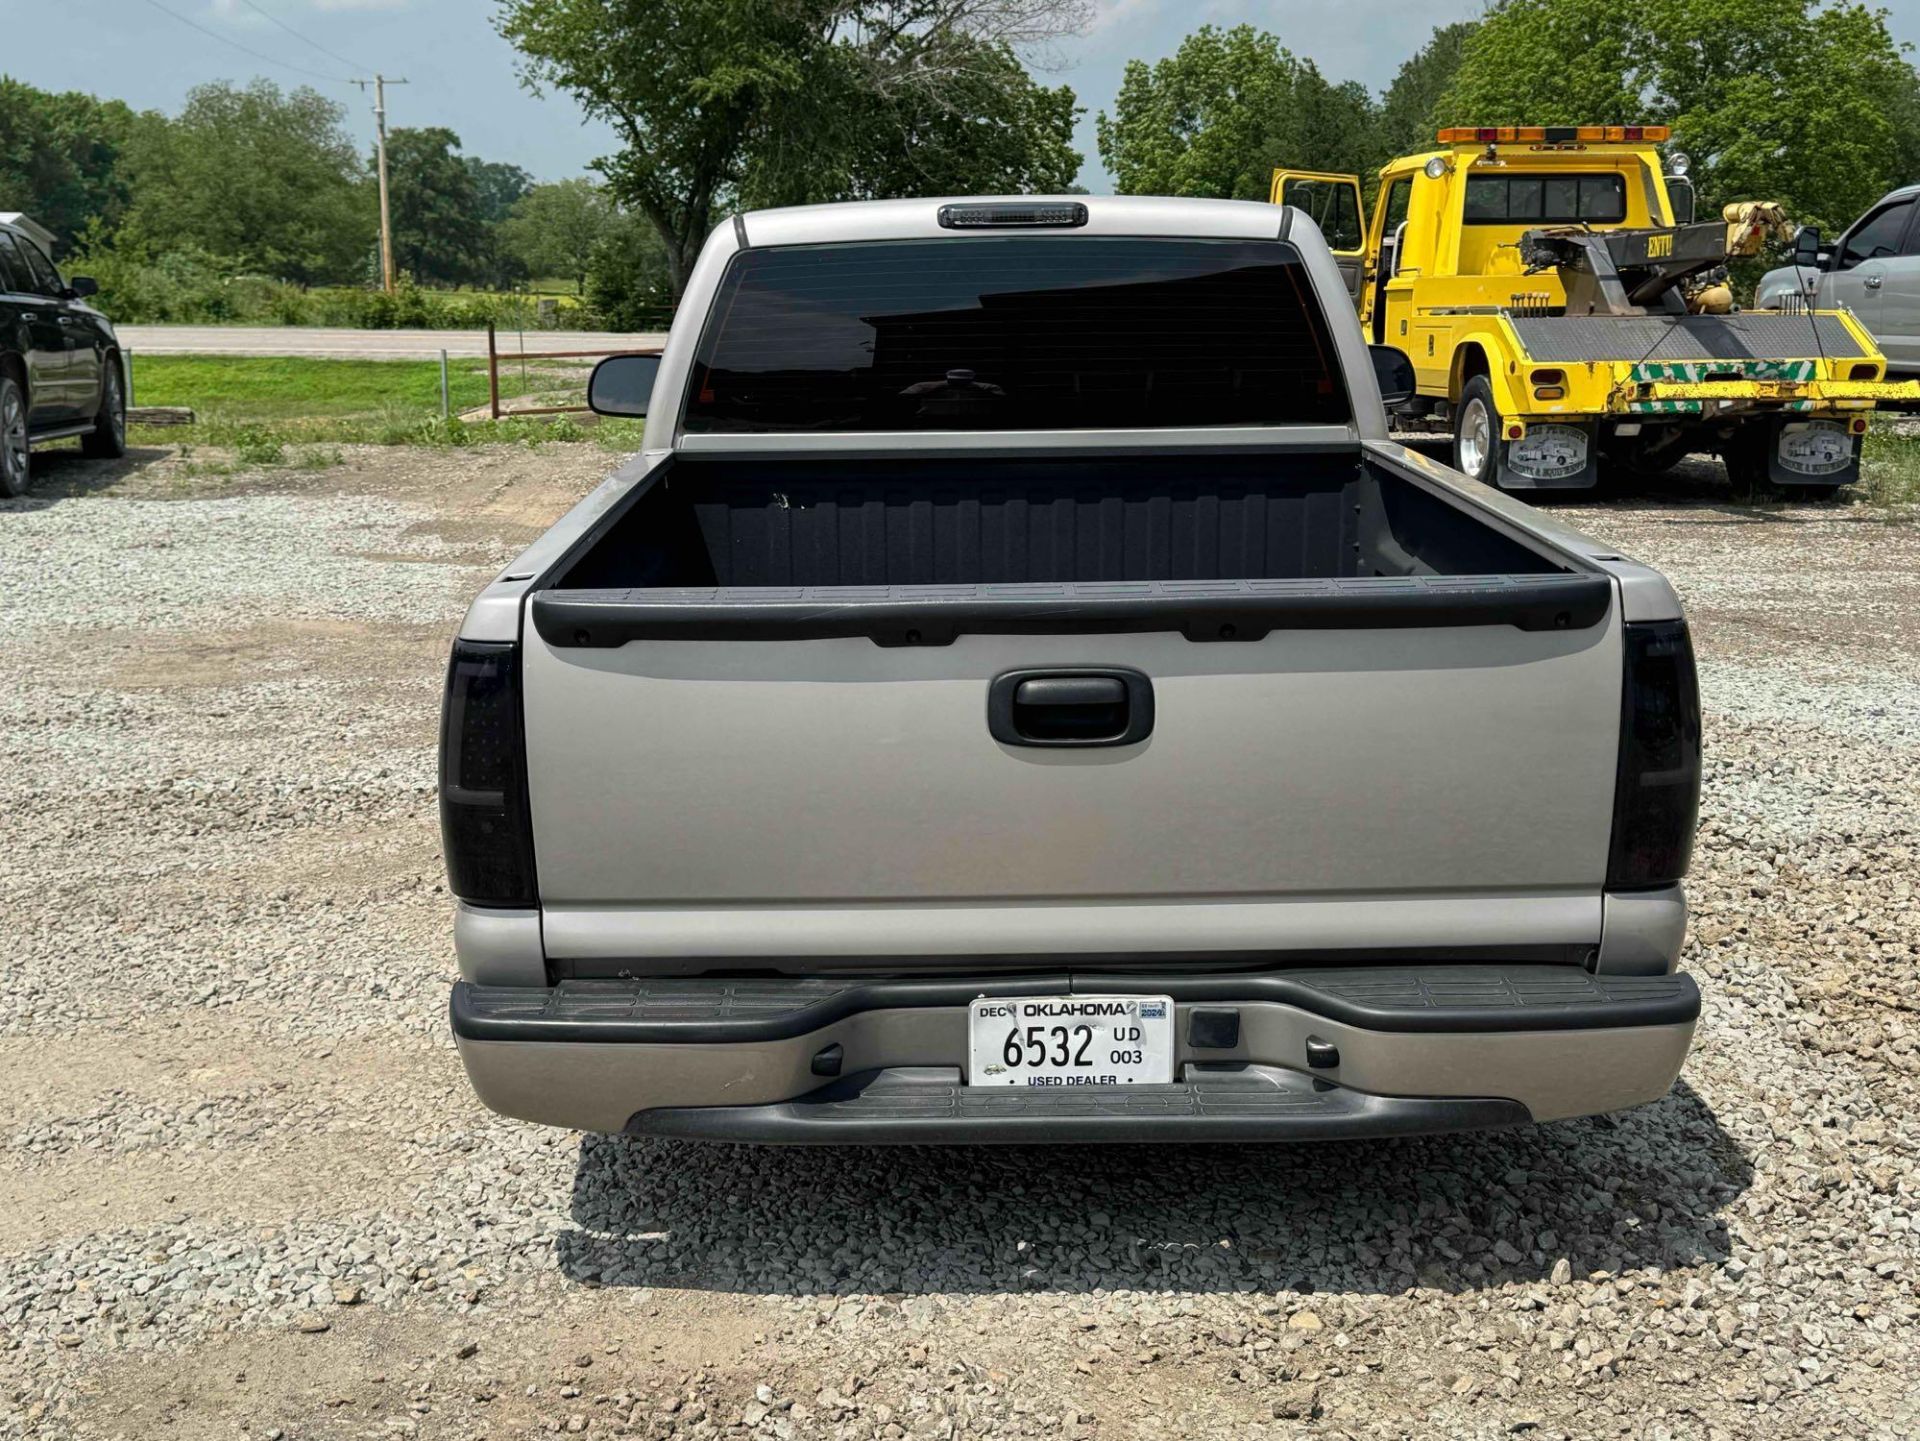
[[1087, 0, 1165, 34]]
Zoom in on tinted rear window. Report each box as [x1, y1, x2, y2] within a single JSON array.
[[684, 237, 1350, 432], [1464, 173, 1626, 225]]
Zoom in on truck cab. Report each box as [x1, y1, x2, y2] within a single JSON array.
[[1276, 128, 1919, 494]]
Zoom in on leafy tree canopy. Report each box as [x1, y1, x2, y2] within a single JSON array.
[[495, 0, 1090, 296], [465, 156, 535, 225], [1440, 0, 1920, 230], [385, 126, 495, 286], [117, 80, 371, 285], [498, 178, 617, 289], [583, 208, 675, 330], [1376, 22, 1476, 161], [0, 78, 140, 254], [1095, 25, 1377, 200]]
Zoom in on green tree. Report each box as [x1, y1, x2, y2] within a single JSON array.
[[464, 156, 534, 224], [1440, 0, 1920, 231], [495, 0, 1089, 297], [498, 178, 616, 289], [817, 38, 1080, 201], [385, 126, 493, 285], [0, 79, 140, 253], [1095, 25, 1377, 200], [118, 80, 370, 284], [1439, 0, 1644, 129], [1378, 22, 1476, 159], [583, 208, 675, 329]]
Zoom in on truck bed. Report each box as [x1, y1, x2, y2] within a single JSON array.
[[555, 450, 1569, 589], [535, 450, 1608, 648]]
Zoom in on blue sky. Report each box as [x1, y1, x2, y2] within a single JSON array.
[[10, 0, 1920, 192]]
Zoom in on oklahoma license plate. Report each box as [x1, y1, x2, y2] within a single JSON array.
[[967, 995, 1176, 1087]]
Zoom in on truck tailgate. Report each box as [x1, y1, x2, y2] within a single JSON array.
[[522, 616, 1623, 966]]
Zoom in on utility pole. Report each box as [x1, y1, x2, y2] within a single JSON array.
[[354, 74, 409, 294]]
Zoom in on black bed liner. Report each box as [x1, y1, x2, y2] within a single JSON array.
[[451, 966, 1700, 1045], [534, 450, 1605, 645]]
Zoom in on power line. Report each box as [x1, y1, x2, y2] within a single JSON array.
[[133, 0, 357, 86], [229, 0, 372, 76]]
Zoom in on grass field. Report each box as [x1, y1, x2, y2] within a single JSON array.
[[132, 355, 508, 421], [1863, 424, 1920, 506], [123, 354, 646, 456]]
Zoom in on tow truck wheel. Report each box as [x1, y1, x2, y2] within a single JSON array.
[[1453, 377, 1501, 487], [1719, 427, 1773, 498]]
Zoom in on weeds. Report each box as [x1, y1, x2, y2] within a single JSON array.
[[1860, 425, 1920, 508], [128, 412, 646, 458], [230, 424, 286, 466]]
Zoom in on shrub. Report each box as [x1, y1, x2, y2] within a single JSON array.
[[70, 239, 623, 331], [231, 424, 285, 465], [583, 218, 675, 332]]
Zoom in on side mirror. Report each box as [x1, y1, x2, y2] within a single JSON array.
[[1791, 225, 1823, 269], [1665, 177, 1695, 225], [1369, 345, 1416, 407], [586, 353, 662, 418], [66, 276, 98, 300]]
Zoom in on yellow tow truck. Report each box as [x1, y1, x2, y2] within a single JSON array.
[[1274, 125, 1920, 494]]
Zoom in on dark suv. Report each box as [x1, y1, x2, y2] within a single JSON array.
[[0, 215, 125, 497]]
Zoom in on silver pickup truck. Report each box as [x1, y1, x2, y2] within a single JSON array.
[[442, 196, 1703, 1144]]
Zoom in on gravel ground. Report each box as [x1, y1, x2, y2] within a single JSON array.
[[2, 443, 1915, 1440]]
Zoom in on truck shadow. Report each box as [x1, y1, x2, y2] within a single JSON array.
[[2, 445, 173, 507], [555, 1079, 1750, 1299]]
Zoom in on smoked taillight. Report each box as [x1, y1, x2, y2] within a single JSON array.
[[439, 641, 537, 906], [1607, 621, 1702, 888]]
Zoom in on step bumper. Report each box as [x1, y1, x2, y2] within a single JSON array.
[[630, 1065, 1531, 1144], [450, 966, 1699, 1140]]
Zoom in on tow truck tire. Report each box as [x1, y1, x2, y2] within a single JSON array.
[[1719, 427, 1770, 495], [1453, 376, 1502, 488], [1722, 421, 1854, 501]]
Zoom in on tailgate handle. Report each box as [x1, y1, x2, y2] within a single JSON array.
[[988, 668, 1153, 748]]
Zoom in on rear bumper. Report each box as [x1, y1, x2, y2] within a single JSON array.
[[1607, 377, 1920, 415], [449, 965, 1699, 1142]]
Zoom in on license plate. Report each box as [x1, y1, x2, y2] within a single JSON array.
[[966, 995, 1176, 1087]]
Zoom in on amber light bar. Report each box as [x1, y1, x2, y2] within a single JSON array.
[[1437, 125, 1670, 144]]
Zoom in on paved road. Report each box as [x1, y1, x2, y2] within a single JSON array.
[[117, 325, 669, 360]]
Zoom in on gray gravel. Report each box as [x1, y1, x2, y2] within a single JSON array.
[[1, 444, 1916, 1439]]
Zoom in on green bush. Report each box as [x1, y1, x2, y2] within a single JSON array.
[[69, 238, 609, 330], [583, 217, 675, 332], [230, 423, 286, 465]]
